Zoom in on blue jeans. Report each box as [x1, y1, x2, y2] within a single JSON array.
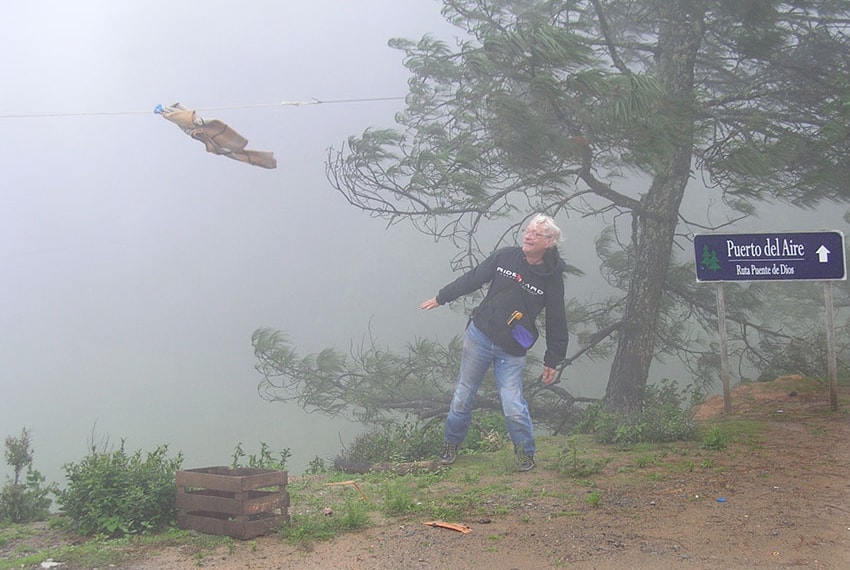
[[445, 323, 535, 454]]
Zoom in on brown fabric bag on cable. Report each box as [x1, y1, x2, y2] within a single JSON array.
[[157, 102, 277, 169]]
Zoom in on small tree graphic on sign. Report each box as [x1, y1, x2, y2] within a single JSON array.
[[700, 244, 721, 271]]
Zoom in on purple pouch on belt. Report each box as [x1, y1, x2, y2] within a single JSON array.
[[511, 324, 534, 349]]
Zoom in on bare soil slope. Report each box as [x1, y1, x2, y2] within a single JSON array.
[[6, 376, 849, 569]]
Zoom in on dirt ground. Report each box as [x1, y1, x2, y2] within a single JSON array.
[[7, 376, 850, 569]]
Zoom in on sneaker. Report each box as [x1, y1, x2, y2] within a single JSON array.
[[516, 451, 535, 472], [439, 443, 458, 465]]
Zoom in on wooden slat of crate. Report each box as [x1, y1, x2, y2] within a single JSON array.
[[177, 511, 287, 540], [176, 489, 289, 516], [176, 466, 287, 492]]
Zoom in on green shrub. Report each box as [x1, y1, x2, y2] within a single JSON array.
[[230, 442, 291, 470], [466, 412, 510, 453], [577, 379, 701, 445], [335, 412, 508, 467], [0, 469, 54, 523], [58, 441, 183, 536], [280, 497, 369, 544], [0, 428, 54, 523], [701, 425, 730, 450], [305, 456, 328, 475], [553, 436, 611, 477], [335, 418, 444, 465], [379, 478, 420, 516]]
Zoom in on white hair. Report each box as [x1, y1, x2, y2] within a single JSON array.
[[526, 213, 562, 242]]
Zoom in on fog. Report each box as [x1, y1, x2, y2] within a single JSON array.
[[0, 0, 469, 485], [2, 1, 846, 490]]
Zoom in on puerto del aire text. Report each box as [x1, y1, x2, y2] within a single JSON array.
[[726, 237, 805, 260]]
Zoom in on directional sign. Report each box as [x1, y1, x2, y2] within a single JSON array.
[[694, 231, 846, 282]]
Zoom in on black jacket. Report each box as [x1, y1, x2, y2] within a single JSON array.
[[435, 247, 569, 368]]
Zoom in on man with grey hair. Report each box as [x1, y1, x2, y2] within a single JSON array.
[[420, 214, 569, 471]]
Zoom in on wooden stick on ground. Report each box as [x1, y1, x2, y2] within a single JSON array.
[[423, 521, 472, 534], [325, 480, 369, 501]]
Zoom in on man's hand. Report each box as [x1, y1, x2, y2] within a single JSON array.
[[542, 366, 557, 385], [419, 297, 440, 310]]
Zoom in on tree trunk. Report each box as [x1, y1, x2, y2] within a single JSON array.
[[604, 172, 688, 409], [605, 1, 704, 409]]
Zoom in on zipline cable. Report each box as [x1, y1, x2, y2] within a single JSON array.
[[0, 96, 407, 119]]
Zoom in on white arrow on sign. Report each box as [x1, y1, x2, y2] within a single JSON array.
[[816, 244, 831, 263]]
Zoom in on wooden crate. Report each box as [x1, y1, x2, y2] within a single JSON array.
[[176, 466, 289, 539]]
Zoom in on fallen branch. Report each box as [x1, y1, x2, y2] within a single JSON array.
[[325, 480, 369, 501], [334, 459, 442, 475]]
